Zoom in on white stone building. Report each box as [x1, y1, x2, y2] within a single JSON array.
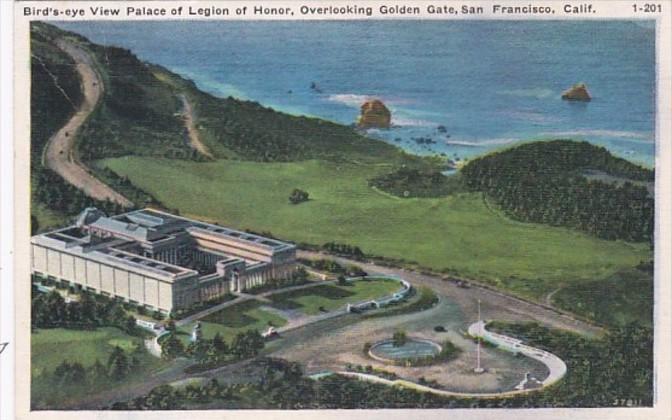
[[31, 208, 297, 313]]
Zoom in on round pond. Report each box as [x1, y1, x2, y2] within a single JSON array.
[[369, 339, 442, 362]]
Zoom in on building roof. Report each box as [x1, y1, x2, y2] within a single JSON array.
[[31, 208, 295, 282]]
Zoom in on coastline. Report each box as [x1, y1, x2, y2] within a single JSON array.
[[52, 20, 656, 168]]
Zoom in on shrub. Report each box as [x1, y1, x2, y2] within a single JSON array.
[[392, 330, 407, 347], [289, 188, 309, 205]]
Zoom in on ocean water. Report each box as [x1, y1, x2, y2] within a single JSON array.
[[55, 21, 656, 166]]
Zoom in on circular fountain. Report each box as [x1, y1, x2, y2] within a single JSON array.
[[369, 338, 442, 364]]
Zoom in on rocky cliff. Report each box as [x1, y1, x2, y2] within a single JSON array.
[[357, 99, 391, 129], [561, 83, 592, 101]]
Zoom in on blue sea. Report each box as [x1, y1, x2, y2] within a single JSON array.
[[56, 20, 656, 167]]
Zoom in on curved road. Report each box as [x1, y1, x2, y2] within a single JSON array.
[[43, 38, 132, 207], [298, 250, 603, 337], [72, 264, 576, 409]]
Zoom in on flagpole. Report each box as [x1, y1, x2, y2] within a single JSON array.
[[475, 299, 484, 373]]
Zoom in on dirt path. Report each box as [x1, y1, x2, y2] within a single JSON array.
[[42, 38, 132, 207], [179, 94, 213, 159], [545, 287, 562, 306], [175, 294, 254, 327]]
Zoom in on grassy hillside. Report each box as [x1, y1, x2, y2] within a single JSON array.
[[75, 46, 188, 160], [31, 327, 167, 409], [34, 23, 654, 322], [98, 156, 651, 301], [37, 22, 417, 166], [151, 65, 416, 164]]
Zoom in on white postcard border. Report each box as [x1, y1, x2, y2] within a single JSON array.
[[7, 1, 672, 419]]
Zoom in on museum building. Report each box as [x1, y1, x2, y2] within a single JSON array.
[[30, 208, 297, 313]]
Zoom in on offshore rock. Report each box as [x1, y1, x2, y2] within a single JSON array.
[[357, 99, 392, 129], [561, 83, 592, 101]]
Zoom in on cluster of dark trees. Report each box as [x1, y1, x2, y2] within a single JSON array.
[[30, 24, 143, 225], [109, 378, 231, 410], [31, 25, 123, 218], [461, 140, 654, 242], [487, 321, 653, 407], [300, 258, 346, 274], [298, 258, 367, 277], [93, 166, 164, 208], [33, 169, 127, 216], [345, 363, 400, 381], [322, 242, 365, 260], [122, 319, 653, 410], [31, 27, 83, 165], [76, 44, 190, 161], [167, 293, 236, 321], [369, 167, 464, 198], [160, 329, 265, 367], [51, 345, 142, 389], [289, 188, 310, 204], [190, 88, 401, 163], [31, 289, 138, 335], [637, 259, 654, 275]]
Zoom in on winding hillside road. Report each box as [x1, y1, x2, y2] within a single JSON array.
[[42, 38, 132, 207], [179, 94, 213, 159]]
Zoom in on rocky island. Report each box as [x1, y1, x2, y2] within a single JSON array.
[[357, 99, 392, 129], [561, 83, 592, 101]]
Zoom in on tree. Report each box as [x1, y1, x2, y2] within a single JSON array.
[[124, 315, 137, 334], [165, 319, 176, 332], [107, 346, 130, 380], [392, 330, 407, 347], [31, 214, 39, 235], [144, 384, 180, 410], [289, 188, 309, 205], [79, 292, 98, 323], [294, 266, 309, 283], [231, 329, 265, 359], [160, 333, 185, 360], [212, 333, 229, 353], [53, 360, 86, 385], [91, 358, 107, 381], [187, 339, 211, 365]]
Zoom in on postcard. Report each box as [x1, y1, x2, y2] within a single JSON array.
[[2, 1, 671, 419]]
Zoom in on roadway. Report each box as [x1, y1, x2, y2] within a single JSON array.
[[43, 38, 132, 207]]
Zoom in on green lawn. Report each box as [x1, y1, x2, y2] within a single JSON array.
[[98, 157, 651, 301], [32, 327, 137, 377], [269, 278, 401, 315], [178, 300, 287, 344], [31, 327, 167, 408], [32, 203, 70, 234]]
